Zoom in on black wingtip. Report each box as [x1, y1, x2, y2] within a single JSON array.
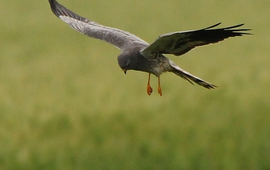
[[48, 0, 60, 18], [202, 23, 251, 32], [202, 23, 252, 37], [223, 23, 245, 29], [202, 22, 222, 30], [48, 0, 90, 23]]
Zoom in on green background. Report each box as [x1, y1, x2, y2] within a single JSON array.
[[1, 0, 269, 169]]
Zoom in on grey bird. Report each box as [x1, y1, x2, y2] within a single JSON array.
[[48, 0, 251, 96]]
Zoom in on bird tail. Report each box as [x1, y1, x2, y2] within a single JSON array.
[[169, 61, 217, 89]]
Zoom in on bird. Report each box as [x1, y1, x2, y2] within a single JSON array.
[[48, 0, 251, 96]]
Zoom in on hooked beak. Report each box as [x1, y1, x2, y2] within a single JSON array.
[[122, 69, 127, 74]]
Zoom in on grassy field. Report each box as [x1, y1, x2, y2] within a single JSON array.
[[1, 0, 270, 169]]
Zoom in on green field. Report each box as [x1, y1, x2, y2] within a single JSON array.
[[1, 0, 269, 169]]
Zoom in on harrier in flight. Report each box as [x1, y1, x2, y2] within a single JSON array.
[[48, 0, 250, 96]]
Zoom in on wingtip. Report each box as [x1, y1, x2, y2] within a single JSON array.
[[48, 0, 61, 18], [223, 23, 245, 30], [206, 84, 218, 89], [202, 22, 222, 30], [48, 0, 56, 8]]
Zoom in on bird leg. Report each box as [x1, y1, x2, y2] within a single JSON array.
[[158, 76, 162, 96], [147, 73, 153, 95]]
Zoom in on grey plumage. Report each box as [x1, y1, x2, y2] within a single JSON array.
[[48, 0, 251, 96], [48, 0, 148, 50]]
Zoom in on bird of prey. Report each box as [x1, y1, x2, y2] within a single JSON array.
[[48, 0, 250, 96]]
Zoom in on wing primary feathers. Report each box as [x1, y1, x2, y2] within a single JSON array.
[[49, 0, 66, 17], [200, 22, 222, 30], [142, 23, 251, 56], [200, 23, 252, 36], [48, 0, 92, 23], [201, 23, 251, 33], [223, 23, 244, 29]]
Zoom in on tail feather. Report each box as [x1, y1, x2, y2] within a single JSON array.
[[169, 61, 217, 89]]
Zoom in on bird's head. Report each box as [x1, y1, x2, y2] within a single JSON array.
[[117, 53, 132, 74], [117, 49, 151, 74]]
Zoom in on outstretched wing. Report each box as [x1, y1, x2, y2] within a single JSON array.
[[48, 0, 148, 51], [141, 23, 251, 56]]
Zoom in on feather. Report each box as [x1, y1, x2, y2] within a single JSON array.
[[142, 23, 251, 56]]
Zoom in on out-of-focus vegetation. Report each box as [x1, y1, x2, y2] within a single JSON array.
[[0, 0, 269, 169]]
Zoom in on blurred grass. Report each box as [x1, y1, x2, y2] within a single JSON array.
[[0, 0, 270, 169]]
